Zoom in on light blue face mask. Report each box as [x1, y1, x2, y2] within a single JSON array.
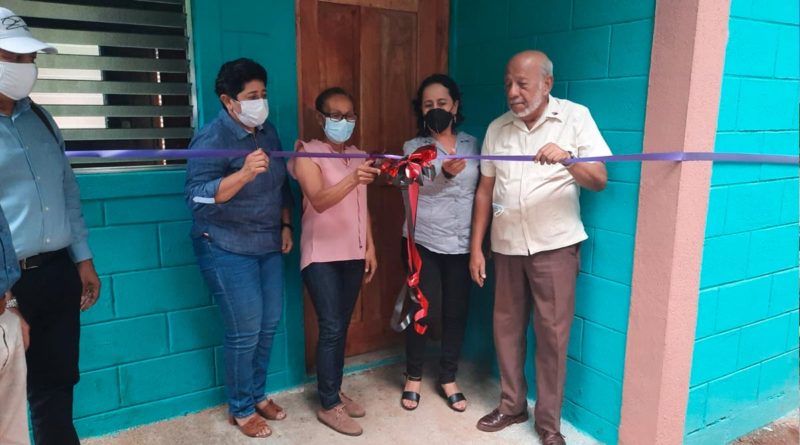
[[324, 117, 355, 144]]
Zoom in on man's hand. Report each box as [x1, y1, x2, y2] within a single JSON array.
[[441, 159, 467, 177], [281, 227, 293, 254], [469, 249, 487, 287], [364, 245, 378, 283], [534, 143, 572, 165], [242, 148, 270, 182], [77, 260, 101, 311]]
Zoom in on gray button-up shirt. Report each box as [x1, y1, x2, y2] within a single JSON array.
[[402, 132, 479, 254]]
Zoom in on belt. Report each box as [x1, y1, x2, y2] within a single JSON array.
[[19, 248, 67, 270]]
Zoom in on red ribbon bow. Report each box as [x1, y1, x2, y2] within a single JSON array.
[[384, 145, 437, 335], [379, 145, 437, 187]]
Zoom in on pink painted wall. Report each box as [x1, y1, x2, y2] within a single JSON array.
[[618, 0, 730, 444]]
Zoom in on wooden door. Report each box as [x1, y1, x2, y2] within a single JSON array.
[[296, 0, 449, 369]]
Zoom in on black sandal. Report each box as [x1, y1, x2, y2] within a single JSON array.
[[438, 384, 467, 412], [401, 374, 422, 411]]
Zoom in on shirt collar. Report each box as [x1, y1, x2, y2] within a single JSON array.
[[1, 97, 32, 119], [218, 108, 261, 140]]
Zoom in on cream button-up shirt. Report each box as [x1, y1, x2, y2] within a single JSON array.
[[480, 96, 612, 256]]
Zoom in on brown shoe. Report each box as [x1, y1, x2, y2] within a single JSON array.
[[256, 398, 287, 420], [227, 414, 271, 438], [476, 408, 529, 432], [317, 404, 363, 436], [340, 392, 366, 418], [536, 425, 566, 445]]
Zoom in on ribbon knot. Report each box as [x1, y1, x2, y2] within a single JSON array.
[[379, 145, 437, 186]]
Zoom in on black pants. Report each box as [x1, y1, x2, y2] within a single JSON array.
[[12, 249, 82, 445], [302, 260, 365, 410], [402, 241, 470, 384]]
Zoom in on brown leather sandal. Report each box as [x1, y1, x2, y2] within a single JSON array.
[[256, 398, 287, 421], [228, 414, 272, 438]]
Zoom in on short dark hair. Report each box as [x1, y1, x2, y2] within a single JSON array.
[[315, 87, 355, 114], [412, 74, 465, 137], [215, 58, 267, 108]]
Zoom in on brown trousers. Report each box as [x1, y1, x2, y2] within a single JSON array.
[[0, 310, 30, 445], [493, 244, 580, 434]]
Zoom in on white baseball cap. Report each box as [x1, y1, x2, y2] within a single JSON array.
[[0, 7, 57, 55]]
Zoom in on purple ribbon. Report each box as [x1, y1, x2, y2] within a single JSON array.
[[65, 149, 797, 165]]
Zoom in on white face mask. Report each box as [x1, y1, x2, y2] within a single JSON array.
[[0, 62, 37, 100], [235, 98, 268, 128]]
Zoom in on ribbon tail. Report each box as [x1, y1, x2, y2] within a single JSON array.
[[389, 283, 413, 333], [390, 184, 429, 334], [406, 183, 428, 335]]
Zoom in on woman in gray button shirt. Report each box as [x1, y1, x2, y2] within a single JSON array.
[[400, 74, 479, 413]]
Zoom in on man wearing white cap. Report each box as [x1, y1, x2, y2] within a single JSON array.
[[0, 8, 100, 445]]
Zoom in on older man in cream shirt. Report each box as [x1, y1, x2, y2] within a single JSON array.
[[470, 51, 610, 445]]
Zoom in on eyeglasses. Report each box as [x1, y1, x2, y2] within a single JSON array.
[[321, 111, 358, 123]]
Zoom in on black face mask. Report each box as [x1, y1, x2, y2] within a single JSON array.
[[424, 107, 454, 134]]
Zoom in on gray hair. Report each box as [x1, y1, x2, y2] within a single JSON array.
[[540, 55, 554, 78]]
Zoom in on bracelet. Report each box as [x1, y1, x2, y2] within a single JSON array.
[[281, 223, 293, 231]]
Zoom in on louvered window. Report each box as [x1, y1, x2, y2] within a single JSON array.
[[10, 0, 193, 168]]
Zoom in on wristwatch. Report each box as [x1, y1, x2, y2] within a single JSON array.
[[281, 223, 293, 231], [564, 150, 577, 169], [6, 297, 18, 309]]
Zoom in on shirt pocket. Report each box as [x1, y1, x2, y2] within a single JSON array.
[[491, 140, 519, 184]]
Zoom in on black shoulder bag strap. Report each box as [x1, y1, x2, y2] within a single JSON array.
[[29, 101, 59, 144]]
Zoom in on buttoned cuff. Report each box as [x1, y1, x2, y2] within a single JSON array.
[[69, 241, 93, 263], [192, 177, 223, 205]]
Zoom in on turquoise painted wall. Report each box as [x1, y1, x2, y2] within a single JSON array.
[[451, 1, 655, 443], [686, 1, 800, 443], [72, 1, 305, 438]]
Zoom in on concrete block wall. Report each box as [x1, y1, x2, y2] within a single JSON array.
[[71, 1, 306, 437], [686, 0, 800, 443], [451, 1, 655, 442], [72, 170, 301, 438]]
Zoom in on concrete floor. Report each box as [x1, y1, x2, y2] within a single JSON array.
[[84, 361, 599, 445]]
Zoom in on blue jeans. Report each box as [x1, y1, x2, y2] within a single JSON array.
[[302, 260, 365, 410], [193, 237, 284, 418]]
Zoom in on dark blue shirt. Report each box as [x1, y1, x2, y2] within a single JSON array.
[[0, 204, 20, 294], [184, 110, 292, 255]]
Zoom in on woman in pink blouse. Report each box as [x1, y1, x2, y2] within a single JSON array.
[[290, 87, 380, 437]]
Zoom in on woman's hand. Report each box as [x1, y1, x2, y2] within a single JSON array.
[[364, 245, 378, 283], [352, 160, 381, 185], [241, 148, 270, 182], [281, 227, 293, 254], [441, 159, 466, 177]]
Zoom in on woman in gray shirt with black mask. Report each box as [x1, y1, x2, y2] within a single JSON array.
[[400, 74, 479, 413]]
